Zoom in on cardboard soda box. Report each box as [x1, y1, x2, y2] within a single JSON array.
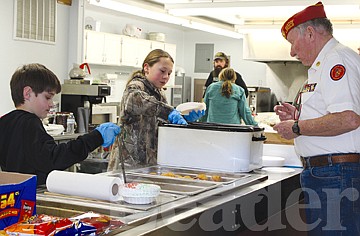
[[0, 172, 37, 229]]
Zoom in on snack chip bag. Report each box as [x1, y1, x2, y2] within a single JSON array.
[[5, 214, 60, 235], [5, 212, 124, 236], [70, 212, 124, 235]]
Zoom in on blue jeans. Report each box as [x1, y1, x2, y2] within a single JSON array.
[[301, 162, 360, 235]]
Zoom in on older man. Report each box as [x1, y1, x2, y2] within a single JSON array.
[[273, 2, 360, 235]]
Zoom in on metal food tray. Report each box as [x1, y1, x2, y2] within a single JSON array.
[[126, 165, 251, 185], [37, 188, 186, 212], [107, 172, 221, 196]]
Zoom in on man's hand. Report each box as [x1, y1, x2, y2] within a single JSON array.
[[274, 102, 296, 121], [273, 120, 299, 140]]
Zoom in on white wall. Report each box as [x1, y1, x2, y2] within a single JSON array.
[[182, 31, 267, 86], [334, 28, 360, 53], [0, 0, 71, 116]]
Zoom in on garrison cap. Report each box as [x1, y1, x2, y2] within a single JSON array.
[[281, 2, 327, 39]]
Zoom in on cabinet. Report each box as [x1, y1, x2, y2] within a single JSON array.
[[83, 30, 177, 84], [165, 43, 177, 86], [149, 41, 177, 86], [120, 36, 151, 67], [151, 41, 165, 50], [84, 30, 122, 65]]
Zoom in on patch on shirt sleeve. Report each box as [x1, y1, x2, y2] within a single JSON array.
[[302, 83, 317, 93], [330, 64, 346, 81]]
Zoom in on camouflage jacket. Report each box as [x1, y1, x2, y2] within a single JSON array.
[[119, 73, 173, 166]]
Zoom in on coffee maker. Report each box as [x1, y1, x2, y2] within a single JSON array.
[[247, 86, 271, 114], [61, 81, 111, 133]]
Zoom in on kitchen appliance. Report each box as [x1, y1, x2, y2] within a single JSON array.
[[61, 82, 111, 132], [157, 123, 266, 172], [173, 75, 192, 106], [169, 85, 182, 107], [247, 86, 271, 114], [91, 104, 117, 124]]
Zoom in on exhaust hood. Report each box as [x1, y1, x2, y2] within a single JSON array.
[[243, 31, 296, 62], [243, 27, 360, 62]]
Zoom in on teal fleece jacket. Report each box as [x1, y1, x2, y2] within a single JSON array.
[[203, 81, 257, 125]]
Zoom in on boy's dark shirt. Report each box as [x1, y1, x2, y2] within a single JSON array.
[[0, 110, 102, 185]]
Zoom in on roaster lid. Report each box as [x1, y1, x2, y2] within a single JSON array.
[[159, 122, 264, 132]]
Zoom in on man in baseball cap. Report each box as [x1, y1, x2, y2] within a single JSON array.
[[203, 51, 248, 98], [213, 52, 227, 60], [274, 2, 360, 235]]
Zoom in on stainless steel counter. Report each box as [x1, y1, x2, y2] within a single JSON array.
[[113, 168, 303, 235], [36, 168, 303, 235]]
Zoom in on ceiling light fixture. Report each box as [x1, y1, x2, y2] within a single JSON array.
[[165, 1, 360, 28], [87, 0, 243, 39], [88, 0, 188, 25]]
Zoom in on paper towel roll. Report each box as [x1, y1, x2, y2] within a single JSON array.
[[46, 171, 122, 202]]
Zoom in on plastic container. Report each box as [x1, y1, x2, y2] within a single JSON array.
[[148, 32, 165, 42], [176, 102, 206, 115], [54, 112, 70, 130], [66, 113, 76, 134], [119, 183, 160, 205]]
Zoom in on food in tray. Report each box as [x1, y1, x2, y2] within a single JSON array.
[[161, 172, 176, 177], [211, 175, 222, 182], [183, 175, 193, 179], [151, 171, 222, 182], [120, 182, 161, 205], [196, 173, 208, 180]]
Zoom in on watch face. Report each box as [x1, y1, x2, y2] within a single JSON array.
[[292, 121, 300, 134]]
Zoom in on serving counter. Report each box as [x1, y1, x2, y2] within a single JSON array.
[[36, 168, 305, 235]]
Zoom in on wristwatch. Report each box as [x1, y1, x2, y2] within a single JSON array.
[[292, 120, 301, 135]]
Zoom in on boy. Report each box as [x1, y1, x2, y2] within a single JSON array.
[[0, 63, 120, 185]]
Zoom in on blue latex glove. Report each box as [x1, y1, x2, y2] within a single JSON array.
[[183, 110, 205, 122], [95, 122, 121, 147], [168, 110, 188, 125]]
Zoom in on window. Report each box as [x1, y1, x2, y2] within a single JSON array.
[[14, 0, 57, 44]]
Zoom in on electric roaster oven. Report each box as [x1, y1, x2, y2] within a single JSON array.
[[157, 122, 266, 172]]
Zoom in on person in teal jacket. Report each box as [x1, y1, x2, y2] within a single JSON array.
[[203, 68, 257, 125]]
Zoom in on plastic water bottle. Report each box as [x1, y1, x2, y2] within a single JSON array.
[[66, 113, 76, 134]]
